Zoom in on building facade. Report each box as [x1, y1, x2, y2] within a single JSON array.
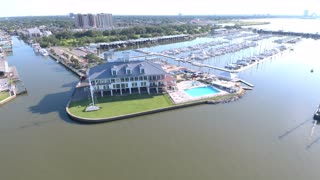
[[96, 13, 113, 29], [75, 13, 113, 29], [88, 60, 175, 96]]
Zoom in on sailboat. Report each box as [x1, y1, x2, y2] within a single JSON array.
[[85, 70, 100, 112]]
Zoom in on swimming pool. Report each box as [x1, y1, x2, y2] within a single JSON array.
[[184, 86, 220, 98]]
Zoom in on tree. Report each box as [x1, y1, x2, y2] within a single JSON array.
[[84, 53, 100, 62], [110, 29, 118, 36], [103, 30, 110, 36], [55, 31, 73, 40]]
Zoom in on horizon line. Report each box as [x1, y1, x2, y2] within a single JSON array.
[[0, 14, 306, 18]]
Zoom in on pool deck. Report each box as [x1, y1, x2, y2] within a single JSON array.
[[168, 81, 228, 104]]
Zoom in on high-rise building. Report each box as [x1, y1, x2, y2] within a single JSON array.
[[75, 13, 90, 28], [75, 13, 113, 29], [82, 14, 90, 28], [69, 13, 75, 19], [96, 13, 113, 29], [88, 14, 97, 28]]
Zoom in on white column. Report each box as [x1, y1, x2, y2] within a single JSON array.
[[111, 90, 113, 96], [101, 90, 103, 97], [138, 87, 141, 94], [129, 88, 132, 94], [120, 88, 122, 95], [147, 87, 150, 94], [156, 87, 159, 93]]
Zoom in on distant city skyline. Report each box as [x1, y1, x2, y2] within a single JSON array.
[[1, 0, 319, 17]]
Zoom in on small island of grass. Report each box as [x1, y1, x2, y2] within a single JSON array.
[[67, 89, 245, 122], [0, 91, 10, 101], [68, 94, 173, 119]]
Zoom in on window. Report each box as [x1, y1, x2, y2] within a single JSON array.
[[139, 76, 143, 80], [144, 76, 148, 80], [130, 77, 134, 81], [135, 77, 139, 81], [139, 64, 145, 74], [141, 82, 147, 87], [112, 70, 117, 76], [125, 78, 129, 82], [126, 69, 131, 75], [150, 82, 157, 87], [111, 79, 115, 83], [161, 75, 165, 79], [121, 78, 125, 82]]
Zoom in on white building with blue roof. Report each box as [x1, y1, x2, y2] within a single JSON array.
[[88, 60, 175, 96]]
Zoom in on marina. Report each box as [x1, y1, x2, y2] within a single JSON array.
[[129, 30, 295, 75], [2, 18, 320, 180]]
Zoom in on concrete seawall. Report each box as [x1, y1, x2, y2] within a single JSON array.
[[66, 89, 245, 124], [0, 94, 16, 105], [48, 53, 85, 78]]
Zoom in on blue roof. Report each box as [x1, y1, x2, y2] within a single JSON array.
[[89, 60, 166, 79]]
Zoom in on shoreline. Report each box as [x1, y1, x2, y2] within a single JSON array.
[[0, 92, 16, 105], [48, 53, 85, 78], [66, 88, 245, 124]]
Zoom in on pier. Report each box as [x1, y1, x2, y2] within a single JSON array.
[[255, 29, 320, 40], [135, 48, 279, 74], [134, 49, 235, 73], [236, 79, 254, 87]]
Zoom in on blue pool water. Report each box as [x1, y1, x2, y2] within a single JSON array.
[[184, 86, 220, 97]]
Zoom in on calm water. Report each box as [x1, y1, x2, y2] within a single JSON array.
[[244, 18, 320, 33], [1, 19, 320, 180]]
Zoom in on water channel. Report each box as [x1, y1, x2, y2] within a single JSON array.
[[1, 19, 320, 179]]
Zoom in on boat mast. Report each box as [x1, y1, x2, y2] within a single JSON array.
[[87, 70, 95, 106]]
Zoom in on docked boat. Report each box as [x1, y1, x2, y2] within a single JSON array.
[[314, 105, 320, 121], [31, 43, 41, 53], [39, 49, 49, 56]]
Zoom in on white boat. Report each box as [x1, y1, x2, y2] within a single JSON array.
[[39, 49, 49, 56], [31, 43, 41, 53]]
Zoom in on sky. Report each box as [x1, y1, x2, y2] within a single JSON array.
[[1, 0, 319, 17]]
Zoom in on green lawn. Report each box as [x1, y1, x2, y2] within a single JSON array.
[[0, 91, 10, 101], [68, 94, 174, 119]]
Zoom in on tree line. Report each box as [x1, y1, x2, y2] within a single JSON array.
[[35, 24, 213, 48]]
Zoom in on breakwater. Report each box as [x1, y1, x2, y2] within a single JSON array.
[[255, 29, 320, 39], [98, 34, 191, 50]]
